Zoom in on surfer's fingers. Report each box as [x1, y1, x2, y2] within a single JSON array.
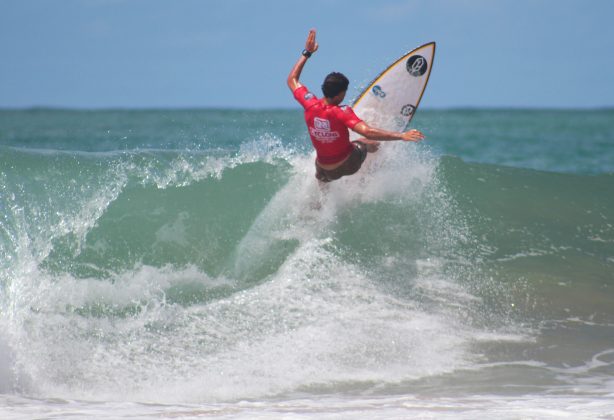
[[401, 129, 424, 142], [306, 30, 318, 52], [307, 29, 316, 43]]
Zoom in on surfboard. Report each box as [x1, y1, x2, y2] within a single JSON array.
[[350, 42, 435, 140]]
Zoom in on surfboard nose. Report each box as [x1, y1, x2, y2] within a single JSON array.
[[351, 42, 435, 138]]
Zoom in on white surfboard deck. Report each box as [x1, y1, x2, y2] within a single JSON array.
[[350, 42, 435, 140]]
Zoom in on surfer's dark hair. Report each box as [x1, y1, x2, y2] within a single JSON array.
[[321, 72, 349, 98]]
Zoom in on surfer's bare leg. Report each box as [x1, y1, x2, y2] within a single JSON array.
[[309, 179, 329, 210], [318, 179, 330, 191]]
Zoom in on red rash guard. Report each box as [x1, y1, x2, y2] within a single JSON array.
[[293, 85, 363, 165]]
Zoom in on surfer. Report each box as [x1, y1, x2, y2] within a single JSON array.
[[287, 29, 425, 183]]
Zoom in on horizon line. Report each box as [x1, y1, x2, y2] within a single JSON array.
[[2, 105, 614, 112]]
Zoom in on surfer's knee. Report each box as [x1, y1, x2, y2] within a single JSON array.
[[354, 139, 379, 154]]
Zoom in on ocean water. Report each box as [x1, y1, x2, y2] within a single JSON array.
[[0, 108, 613, 419]]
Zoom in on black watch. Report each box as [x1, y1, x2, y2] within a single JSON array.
[[302, 49, 312, 58]]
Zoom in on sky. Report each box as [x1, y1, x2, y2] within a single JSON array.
[[1, 0, 613, 109]]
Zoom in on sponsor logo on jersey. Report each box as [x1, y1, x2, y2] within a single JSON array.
[[372, 85, 386, 98], [314, 117, 330, 130], [406, 55, 428, 77], [304, 92, 315, 100], [310, 117, 339, 143]]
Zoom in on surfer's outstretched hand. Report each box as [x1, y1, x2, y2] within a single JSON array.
[[305, 29, 319, 54], [400, 129, 425, 142]]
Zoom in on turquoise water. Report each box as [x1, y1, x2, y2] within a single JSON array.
[[1, 109, 613, 418]]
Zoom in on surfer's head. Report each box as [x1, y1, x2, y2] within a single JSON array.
[[322, 72, 349, 102]]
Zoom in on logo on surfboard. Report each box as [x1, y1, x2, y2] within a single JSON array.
[[400, 104, 416, 117], [372, 85, 386, 98], [406, 55, 428, 77]]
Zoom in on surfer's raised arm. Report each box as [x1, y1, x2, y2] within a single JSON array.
[[352, 122, 425, 142], [287, 29, 319, 92]]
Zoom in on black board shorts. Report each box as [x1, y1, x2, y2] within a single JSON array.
[[315, 141, 368, 183]]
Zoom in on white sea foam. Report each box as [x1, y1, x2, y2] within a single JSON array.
[[141, 133, 295, 188], [1, 393, 613, 419], [2, 241, 478, 403]]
